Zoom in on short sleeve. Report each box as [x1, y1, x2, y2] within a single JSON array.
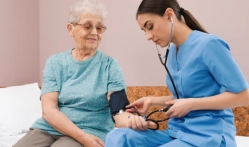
[[41, 57, 59, 95], [107, 59, 126, 92], [203, 37, 248, 93]]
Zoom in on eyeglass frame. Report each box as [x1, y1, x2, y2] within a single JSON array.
[[73, 21, 107, 34]]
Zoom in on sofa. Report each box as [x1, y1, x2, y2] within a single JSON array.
[[0, 84, 248, 147]]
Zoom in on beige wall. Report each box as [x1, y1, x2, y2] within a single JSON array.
[[1, 0, 249, 86], [0, 0, 39, 86]]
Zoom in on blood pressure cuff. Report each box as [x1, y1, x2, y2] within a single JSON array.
[[109, 89, 130, 122]]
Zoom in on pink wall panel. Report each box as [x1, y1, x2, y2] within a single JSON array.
[[39, 0, 249, 86], [1, 0, 248, 86], [39, 0, 75, 83], [0, 0, 39, 86]]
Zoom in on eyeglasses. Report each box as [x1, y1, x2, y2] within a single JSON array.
[[75, 22, 107, 34]]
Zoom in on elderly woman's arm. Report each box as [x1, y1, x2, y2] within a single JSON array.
[[107, 92, 155, 131], [106, 92, 129, 126], [42, 92, 104, 147]]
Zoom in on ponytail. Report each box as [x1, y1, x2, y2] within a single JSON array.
[[180, 8, 208, 33], [136, 0, 208, 33]]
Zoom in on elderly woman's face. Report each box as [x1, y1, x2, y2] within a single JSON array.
[[70, 13, 105, 50]]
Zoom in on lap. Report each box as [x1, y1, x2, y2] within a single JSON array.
[[13, 128, 55, 147], [51, 136, 83, 147], [105, 128, 173, 147], [159, 139, 196, 147], [13, 128, 83, 147], [106, 128, 226, 147]]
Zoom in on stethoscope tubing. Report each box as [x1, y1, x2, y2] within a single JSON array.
[[126, 106, 170, 130], [127, 17, 180, 130], [156, 17, 179, 99]]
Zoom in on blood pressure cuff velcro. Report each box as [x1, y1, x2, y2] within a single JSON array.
[[109, 89, 130, 116]]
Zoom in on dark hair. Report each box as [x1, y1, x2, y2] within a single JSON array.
[[136, 0, 208, 33]]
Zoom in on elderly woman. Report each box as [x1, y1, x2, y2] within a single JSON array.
[[13, 0, 127, 147]]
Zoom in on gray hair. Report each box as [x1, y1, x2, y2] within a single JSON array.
[[68, 0, 108, 24]]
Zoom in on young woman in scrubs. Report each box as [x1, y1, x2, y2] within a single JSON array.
[[105, 0, 249, 146]]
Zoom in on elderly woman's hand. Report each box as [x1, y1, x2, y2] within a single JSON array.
[[127, 115, 156, 131], [77, 133, 104, 147]]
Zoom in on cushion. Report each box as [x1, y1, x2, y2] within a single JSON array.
[[0, 83, 42, 136]]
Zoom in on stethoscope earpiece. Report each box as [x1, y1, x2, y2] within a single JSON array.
[[170, 17, 173, 24]]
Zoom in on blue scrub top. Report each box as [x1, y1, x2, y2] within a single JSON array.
[[166, 30, 248, 146]]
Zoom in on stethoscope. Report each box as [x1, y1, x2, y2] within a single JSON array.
[[127, 17, 180, 130], [156, 17, 179, 99]]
